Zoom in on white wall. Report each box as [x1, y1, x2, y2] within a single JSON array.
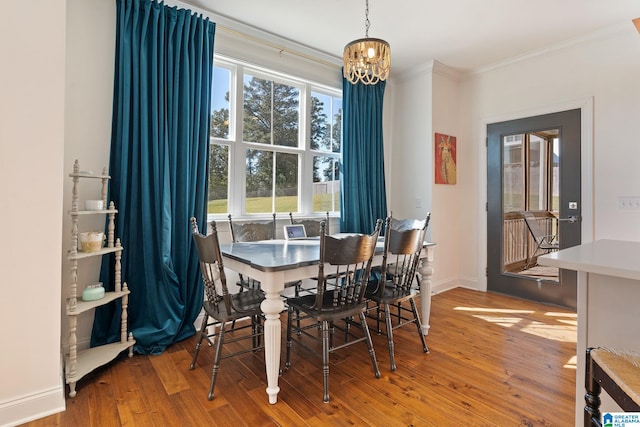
[[388, 65, 433, 220], [431, 63, 463, 291], [389, 61, 463, 292], [0, 1, 67, 425], [61, 0, 118, 358], [458, 24, 640, 289]]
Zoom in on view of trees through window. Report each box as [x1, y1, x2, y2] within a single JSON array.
[[207, 60, 341, 216]]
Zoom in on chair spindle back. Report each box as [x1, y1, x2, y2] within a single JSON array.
[[228, 213, 276, 242], [315, 219, 382, 310]]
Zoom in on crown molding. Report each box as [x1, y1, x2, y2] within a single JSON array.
[[470, 21, 633, 76]]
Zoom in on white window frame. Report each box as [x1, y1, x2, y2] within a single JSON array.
[[207, 55, 342, 221]]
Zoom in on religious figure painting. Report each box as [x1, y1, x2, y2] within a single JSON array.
[[435, 133, 457, 185]]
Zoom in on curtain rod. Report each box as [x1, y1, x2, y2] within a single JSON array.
[[175, 1, 341, 69], [216, 24, 340, 70]]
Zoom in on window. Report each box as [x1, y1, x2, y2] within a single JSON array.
[[207, 58, 341, 217], [311, 90, 341, 212], [501, 130, 558, 214]]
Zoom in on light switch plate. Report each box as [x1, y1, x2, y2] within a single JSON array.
[[617, 197, 640, 210]]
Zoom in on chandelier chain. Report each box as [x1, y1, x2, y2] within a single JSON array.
[[365, 0, 370, 38]]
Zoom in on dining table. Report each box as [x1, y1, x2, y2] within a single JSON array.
[[219, 236, 436, 404]]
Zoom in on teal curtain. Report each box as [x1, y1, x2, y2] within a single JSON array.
[[340, 78, 388, 233], [91, 0, 215, 355]]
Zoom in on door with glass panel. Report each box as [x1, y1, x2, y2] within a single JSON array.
[[487, 109, 581, 308]]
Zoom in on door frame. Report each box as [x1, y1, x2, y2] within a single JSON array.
[[477, 97, 594, 292]]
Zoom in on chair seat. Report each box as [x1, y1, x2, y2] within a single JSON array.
[[203, 290, 264, 323], [365, 280, 418, 305], [539, 241, 559, 251], [287, 292, 368, 321]]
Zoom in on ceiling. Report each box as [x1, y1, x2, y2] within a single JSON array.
[[184, 0, 640, 75]]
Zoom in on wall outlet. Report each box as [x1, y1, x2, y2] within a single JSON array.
[[617, 196, 640, 210]]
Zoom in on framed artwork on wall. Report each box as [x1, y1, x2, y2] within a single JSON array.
[[435, 133, 457, 185]]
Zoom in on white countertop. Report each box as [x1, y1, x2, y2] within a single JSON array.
[[538, 239, 640, 281]]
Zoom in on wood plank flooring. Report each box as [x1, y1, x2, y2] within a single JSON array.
[[22, 288, 577, 426]]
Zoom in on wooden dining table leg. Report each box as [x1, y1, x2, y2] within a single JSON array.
[[417, 247, 435, 335], [261, 289, 285, 404]]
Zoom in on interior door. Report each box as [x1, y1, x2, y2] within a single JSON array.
[[487, 109, 581, 309]]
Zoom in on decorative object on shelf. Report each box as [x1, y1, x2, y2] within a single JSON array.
[[78, 231, 105, 252], [81, 282, 105, 301], [84, 199, 104, 211], [66, 159, 135, 397], [343, 0, 390, 85]]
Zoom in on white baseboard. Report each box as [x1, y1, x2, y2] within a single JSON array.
[[429, 276, 480, 296], [0, 385, 65, 427], [457, 275, 480, 291]]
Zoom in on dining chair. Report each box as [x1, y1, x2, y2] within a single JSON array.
[[365, 213, 430, 371], [584, 347, 640, 426], [189, 217, 265, 400], [228, 213, 303, 297], [227, 213, 276, 291], [285, 219, 382, 402], [287, 211, 330, 296], [288, 211, 330, 237]]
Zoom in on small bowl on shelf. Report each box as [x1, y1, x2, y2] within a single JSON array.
[[84, 199, 104, 211], [78, 232, 105, 252], [82, 282, 105, 301]]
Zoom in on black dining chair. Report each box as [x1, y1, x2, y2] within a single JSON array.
[[584, 347, 640, 425], [365, 213, 430, 371], [228, 213, 303, 297], [287, 211, 330, 296], [189, 218, 265, 400], [227, 213, 276, 291], [285, 219, 382, 402], [288, 211, 330, 237]]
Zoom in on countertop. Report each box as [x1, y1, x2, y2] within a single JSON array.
[[538, 239, 640, 281]]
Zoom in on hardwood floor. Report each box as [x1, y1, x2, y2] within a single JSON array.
[[23, 288, 577, 426]]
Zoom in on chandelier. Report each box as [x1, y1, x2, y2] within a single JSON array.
[[343, 0, 390, 85]]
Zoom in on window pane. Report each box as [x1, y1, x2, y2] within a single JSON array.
[[311, 91, 342, 153], [528, 135, 544, 210], [313, 155, 340, 212], [245, 149, 273, 213], [311, 92, 330, 151], [208, 144, 229, 213], [274, 82, 299, 147], [243, 74, 299, 147], [275, 153, 298, 212], [552, 138, 560, 211], [503, 134, 524, 213], [331, 97, 342, 153], [210, 67, 230, 139]]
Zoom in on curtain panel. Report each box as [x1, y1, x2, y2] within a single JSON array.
[[340, 78, 388, 234], [92, 0, 215, 354]]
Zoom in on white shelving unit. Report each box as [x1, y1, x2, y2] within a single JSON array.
[[66, 159, 135, 397]]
